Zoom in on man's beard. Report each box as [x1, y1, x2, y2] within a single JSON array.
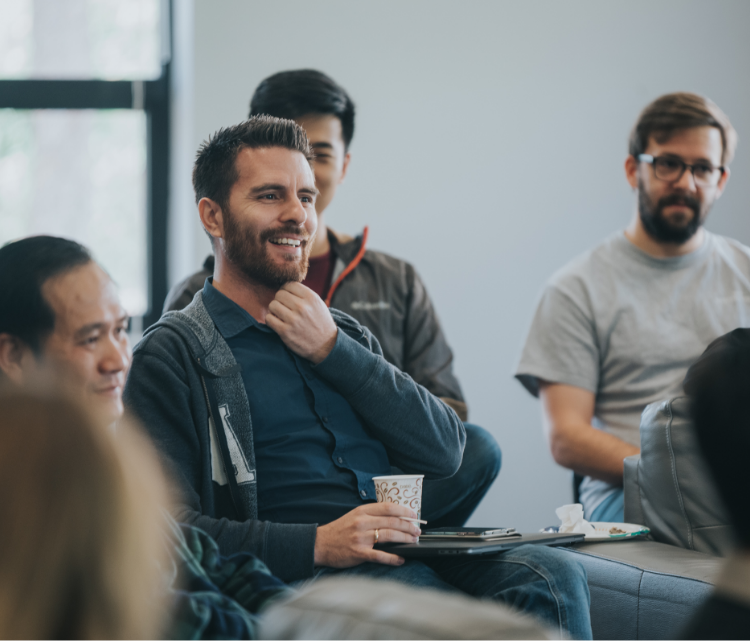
[[637, 178, 707, 244], [223, 208, 312, 289]]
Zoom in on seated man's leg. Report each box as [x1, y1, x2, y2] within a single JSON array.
[[421, 423, 502, 527], [310, 559, 458, 594], [427, 544, 592, 640], [586, 489, 624, 522]]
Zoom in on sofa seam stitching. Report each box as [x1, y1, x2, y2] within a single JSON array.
[[665, 398, 694, 549], [636, 569, 643, 639]]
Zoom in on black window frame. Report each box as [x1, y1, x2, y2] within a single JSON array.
[[0, 0, 172, 329]]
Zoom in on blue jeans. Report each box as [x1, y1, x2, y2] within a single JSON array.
[[313, 544, 592, 639], [417, 423, 503, 527]]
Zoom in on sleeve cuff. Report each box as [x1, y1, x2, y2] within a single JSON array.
[[263, 522, 318, 583], [314, 328, 378, 396]]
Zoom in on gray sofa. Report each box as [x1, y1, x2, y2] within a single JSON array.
[[623, 395, 734, 555], [556, 394, 734, 639], [562, 540, 720, 639]]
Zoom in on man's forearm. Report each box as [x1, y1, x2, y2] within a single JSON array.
[[549, 421, 640, 485], [315, 327, 465, 479]]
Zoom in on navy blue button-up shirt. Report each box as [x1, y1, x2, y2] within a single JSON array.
[[202, 280, 391, 526]]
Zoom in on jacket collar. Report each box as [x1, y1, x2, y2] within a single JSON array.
[[145, 291, 240, 379], [329, 227, 364, 265]]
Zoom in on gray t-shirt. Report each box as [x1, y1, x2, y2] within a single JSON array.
[[516, 231, 750, 513]]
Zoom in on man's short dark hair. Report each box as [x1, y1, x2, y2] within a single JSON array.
[[250, 69, 356, 150], [629, 92, 738, 166], [192, 115, 312, 215], [683, 328, 750, 547], [0, 236, 92, 353]]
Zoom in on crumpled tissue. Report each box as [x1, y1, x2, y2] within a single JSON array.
[[556, 503, 596, 538]]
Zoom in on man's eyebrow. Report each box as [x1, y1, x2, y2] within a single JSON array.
[[249, 183, 286, 194], [73, 315, 128, 339], [663, 152, 715, 164], [299, 186, 320, 197], [311, 142, 334, 150], [73, 322, 105, 339]]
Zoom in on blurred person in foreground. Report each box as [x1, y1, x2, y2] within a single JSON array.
[[125, 115, 592, 639], [681, 329, 750, 639], [516, 92, 750, 522], [164, 69, 501, 529], [0, 386, 169, 639], [0, 235, 290, 639]]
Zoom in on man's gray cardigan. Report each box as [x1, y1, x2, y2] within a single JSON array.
[[124, 292, 465, 583]]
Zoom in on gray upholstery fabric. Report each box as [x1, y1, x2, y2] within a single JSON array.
[[623, 396, 735, 556], [259, 576, 557, 640], [563, 541, 721, 640]]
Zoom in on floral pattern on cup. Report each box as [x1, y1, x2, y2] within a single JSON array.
[[373, 475, 423, 518]]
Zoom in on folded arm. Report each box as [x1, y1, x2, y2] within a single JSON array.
[[539, 381, 639, 485], [267, 282, 465, 480]]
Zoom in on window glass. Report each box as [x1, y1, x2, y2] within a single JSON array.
[[0, 109, 148, 315], [0, 0, 161, 80]]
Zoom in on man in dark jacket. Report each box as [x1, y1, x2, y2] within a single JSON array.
[[163, 69, 501, 528], [126, 116, 592, 639]]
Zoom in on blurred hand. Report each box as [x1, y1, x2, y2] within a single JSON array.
[[314, 502, 421, 568], [267, 282, 338, 364]]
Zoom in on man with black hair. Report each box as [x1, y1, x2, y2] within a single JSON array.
[[164, 69, 501, 530], [516, 92, 750, 523], [0, 236, 131, 422], [127, 115, 593, 639], [681, 329, 750, 639]]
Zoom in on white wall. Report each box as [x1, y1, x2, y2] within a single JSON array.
[[174, 0, 750, 531]]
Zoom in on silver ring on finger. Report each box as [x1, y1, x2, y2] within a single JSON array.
[[374, 528, 379, 545]]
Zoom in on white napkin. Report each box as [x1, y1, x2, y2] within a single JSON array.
[[555, 503, 596, 538]]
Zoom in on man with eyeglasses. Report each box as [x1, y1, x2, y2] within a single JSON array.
[[515, 92, 750, 523]]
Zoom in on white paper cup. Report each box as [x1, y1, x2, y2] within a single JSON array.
[[372, 474, 424, 520]]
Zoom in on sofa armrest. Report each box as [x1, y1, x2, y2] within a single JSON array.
[[562, 540, 720, 639], [623, 454, 645, 526]]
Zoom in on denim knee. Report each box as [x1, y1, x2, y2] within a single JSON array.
[[506, 545, 589, 595], [463, 423, 502, 481]]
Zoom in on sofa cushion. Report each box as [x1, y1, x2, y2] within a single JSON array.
[[563, 540, 721, 640], [623, 396, 735, 556]]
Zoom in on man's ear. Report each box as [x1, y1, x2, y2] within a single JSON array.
[[0, 334, 34, 384], [198, 198, 225, 243], [624, 155, 639, 190], [339, 152, 352, 185], [715, 166, 731, 200]]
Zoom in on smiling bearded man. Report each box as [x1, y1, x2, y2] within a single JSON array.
[[124, 115, 593, 639]]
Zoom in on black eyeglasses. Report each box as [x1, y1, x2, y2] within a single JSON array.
[[638, 154, 724, 187]]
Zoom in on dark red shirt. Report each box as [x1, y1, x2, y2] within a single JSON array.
[[303, 251, 335, 300]]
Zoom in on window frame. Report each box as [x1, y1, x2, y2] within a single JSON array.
[[0, 0, 172, 329]]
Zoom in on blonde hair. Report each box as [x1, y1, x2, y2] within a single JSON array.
[[0, 387, 170, 639]]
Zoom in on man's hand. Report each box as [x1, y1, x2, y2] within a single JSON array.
[[314, 502, 421, 569], [267, 282, 338, 364]]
